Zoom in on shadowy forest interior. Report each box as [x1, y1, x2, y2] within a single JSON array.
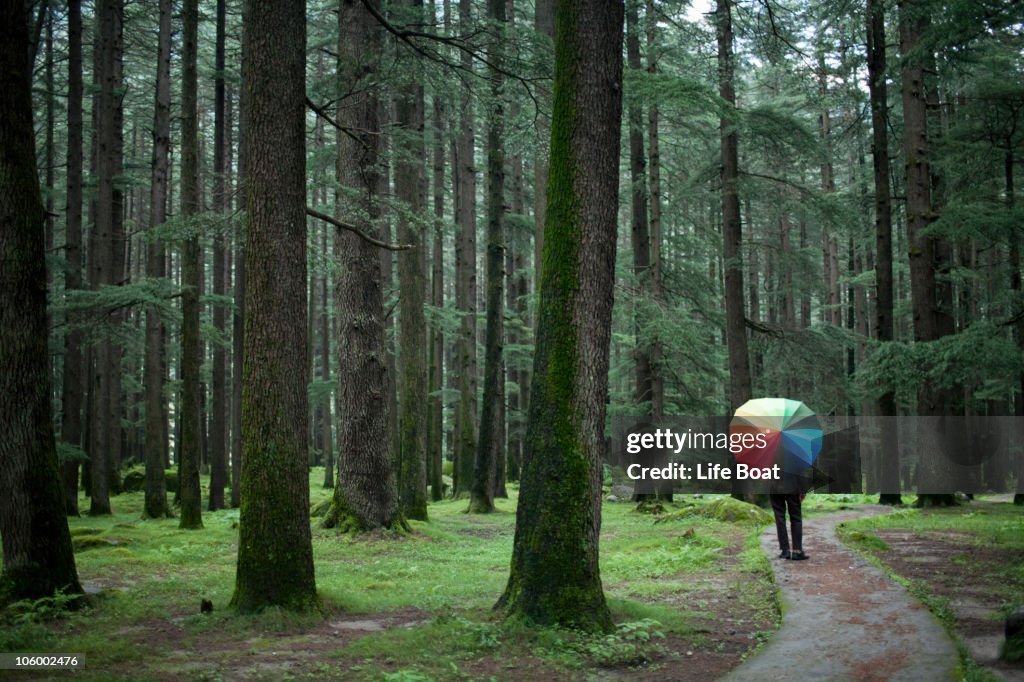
[[2, 0, 1024, 679]]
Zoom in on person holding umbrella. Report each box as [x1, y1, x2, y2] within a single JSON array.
[[730, 397, 822, 561]]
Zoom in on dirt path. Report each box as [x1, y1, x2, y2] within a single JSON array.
[[721, 507, 958, 682]]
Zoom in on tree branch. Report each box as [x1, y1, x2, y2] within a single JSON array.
[[306, 206, 412, 251]]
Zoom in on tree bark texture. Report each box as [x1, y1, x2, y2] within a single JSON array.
[[453, 0, 479, 498], [231, 0, 317, 611], [61, 0, 84, 516], [143, 0, 173, 519], [469, 0, 508, 514], [208, 0, 228, 511], [497, 0, 623, 631], [0, 0, 83, 603], [326, 0, 404, 533], [178, 0, 203, 529], [395, 0, 430, 522], [716, 0, 752, 412], [867, 0, 901, 504]]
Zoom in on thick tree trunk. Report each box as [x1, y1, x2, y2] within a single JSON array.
[[61, 0, 85, 516], [178, 0, 203, 529], [868, 0, 901, 505], [325, 0, 404, 533], [231, 0, 317, 611], [208, 0, 228, 511], [143, 0, 173, 519], [469, 0, 507, 515], [717, 0, 751, 412], [497, 0, 623, 631], [0, 0, 83, 603]]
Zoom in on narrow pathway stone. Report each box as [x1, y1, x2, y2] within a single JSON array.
[[721, 507, 958, 681]]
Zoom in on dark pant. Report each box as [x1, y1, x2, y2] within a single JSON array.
[[770, 493, 802, 552]]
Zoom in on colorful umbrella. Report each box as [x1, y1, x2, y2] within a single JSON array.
[[730, 397, 822, 475]]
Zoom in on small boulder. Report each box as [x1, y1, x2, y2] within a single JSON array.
[[122, 469, 145, 492]]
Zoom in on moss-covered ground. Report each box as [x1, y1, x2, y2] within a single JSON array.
[[0, 473, 787, 681]]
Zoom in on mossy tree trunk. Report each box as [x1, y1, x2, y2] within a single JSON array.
[[178, 0, 204, 530], [469, 0, 508, 515], [496, 0, 623, 632], [867, 0, 902, 506], [143, 0, 173, 520], [230, 0, 317, 612], [0, 0, 83, 603], [325, 0, 405, 534]]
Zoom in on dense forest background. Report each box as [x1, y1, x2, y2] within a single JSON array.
[[4, 0, 1024, 618]]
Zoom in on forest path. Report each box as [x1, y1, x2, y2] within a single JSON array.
[[720, 507, 958, 681]]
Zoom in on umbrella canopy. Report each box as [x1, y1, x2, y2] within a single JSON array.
[[730, 397, 822, 475]]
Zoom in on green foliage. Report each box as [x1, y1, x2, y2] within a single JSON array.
[[57, 441, 89, 464]]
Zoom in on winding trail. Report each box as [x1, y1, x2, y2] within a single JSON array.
[[721, 507, 958, 682]]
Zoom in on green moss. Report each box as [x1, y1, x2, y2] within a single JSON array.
[[73, 535, 133, 552], [657, 497, 772, 525], [122, 468, 145, 492]]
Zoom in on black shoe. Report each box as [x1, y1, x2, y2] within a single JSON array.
[[790, 550, 808, 561], [779, 550, 791, 559]]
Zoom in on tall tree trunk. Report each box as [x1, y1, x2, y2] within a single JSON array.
[[325, 0, 404, 532], [178, 0, 203, 529], [899, 0, 953, 506], [453, 0, 479, 498], [533, 0, 554, 301], [143, 0, 173, 519], [469, 0, 507, 514], [61, 0, 84, 516], [320, 220, 334, 489], [818, 58, 842, 328], [88, 0, 124, 516], [428, 44, 446, 502], [497, 0, 623, 631], [0, 0, 83, 603], [646, 0, 664, 417], [868, 0, 901, 505], [395, 0, 430, 522], [208, 0, 228, 511], [627, 0, 652, 410], [716, 0, 751, 412], [231, 75, 245, 509], [231, 0, 317, 611]]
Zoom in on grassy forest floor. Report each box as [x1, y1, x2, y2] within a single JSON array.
[[4, 478, 1022, 681], [2, 471, 780, 681]]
